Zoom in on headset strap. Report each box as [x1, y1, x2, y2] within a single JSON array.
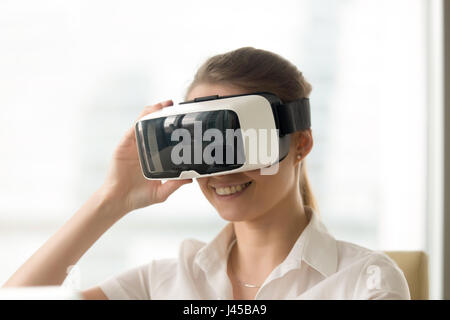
[[276, 98, 311, 135], [181, 92, 311, 135]]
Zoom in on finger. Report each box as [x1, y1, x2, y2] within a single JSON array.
[[121, 100, 174, 145], [135, 99, 174, 122], [156, 179, 193, 201]]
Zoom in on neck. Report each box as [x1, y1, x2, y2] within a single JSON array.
[[229, 189, 309, 285]]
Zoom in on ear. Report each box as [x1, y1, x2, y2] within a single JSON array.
[[293, 129, 313, 162]]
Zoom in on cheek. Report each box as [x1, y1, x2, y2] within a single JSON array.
[[258, 175, 287, 198], [196, 178, 210, 196], [247, 164, 296, 199], [245, 172, 283, 200]]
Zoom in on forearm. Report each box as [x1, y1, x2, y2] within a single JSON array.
[[2, 187, 127, 287]]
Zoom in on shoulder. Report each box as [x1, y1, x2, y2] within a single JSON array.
[[99, 237, 207, 300], [334, 240, 411, 299], [335, 239, 404, 273], [150, 238, 206, 283]]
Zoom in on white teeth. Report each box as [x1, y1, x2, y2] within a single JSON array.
[[214, 182, 251, 196]]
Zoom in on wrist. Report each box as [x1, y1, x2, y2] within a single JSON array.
[[92, 184, 131, 222]]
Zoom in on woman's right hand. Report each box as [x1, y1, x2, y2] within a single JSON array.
[[100, 99, 192, 217], [2, 99, 193, 289]]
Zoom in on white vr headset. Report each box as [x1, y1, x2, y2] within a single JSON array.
[[135, 92, 311, 180]]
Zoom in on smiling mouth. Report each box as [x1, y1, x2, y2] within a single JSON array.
[[212, 181, 252, 196]]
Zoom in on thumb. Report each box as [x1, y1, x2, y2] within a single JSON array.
[[155, 179, 193, 201]]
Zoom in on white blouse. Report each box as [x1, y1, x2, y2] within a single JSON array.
[[99, 207, 410, 300]]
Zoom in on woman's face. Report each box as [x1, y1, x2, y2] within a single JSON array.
[[187, 83, 311, 222]]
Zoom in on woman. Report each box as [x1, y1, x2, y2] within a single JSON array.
[[3, 47, 410, 300]]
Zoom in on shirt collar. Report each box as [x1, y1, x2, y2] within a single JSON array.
[[193, 206, 338, 280], [294, 206, 338, 277]]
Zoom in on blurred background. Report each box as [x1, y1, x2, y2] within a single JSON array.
[[0, 0, 447, 299]]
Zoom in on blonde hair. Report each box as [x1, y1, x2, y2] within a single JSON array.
[[184, 46, 318, 212]]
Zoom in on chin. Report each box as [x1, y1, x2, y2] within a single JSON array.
[[216, 208, 253, 222]]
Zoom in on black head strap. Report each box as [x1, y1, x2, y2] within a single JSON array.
[[276, 98, 311, 135]]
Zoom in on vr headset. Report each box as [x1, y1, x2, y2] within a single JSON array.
[[135, 92, 311, 180]]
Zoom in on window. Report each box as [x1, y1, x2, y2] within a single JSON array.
[[0, 0, 432, 295]]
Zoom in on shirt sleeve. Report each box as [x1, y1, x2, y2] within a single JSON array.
[[99, 262, 152, 300], [352, 252, 411, 300]]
